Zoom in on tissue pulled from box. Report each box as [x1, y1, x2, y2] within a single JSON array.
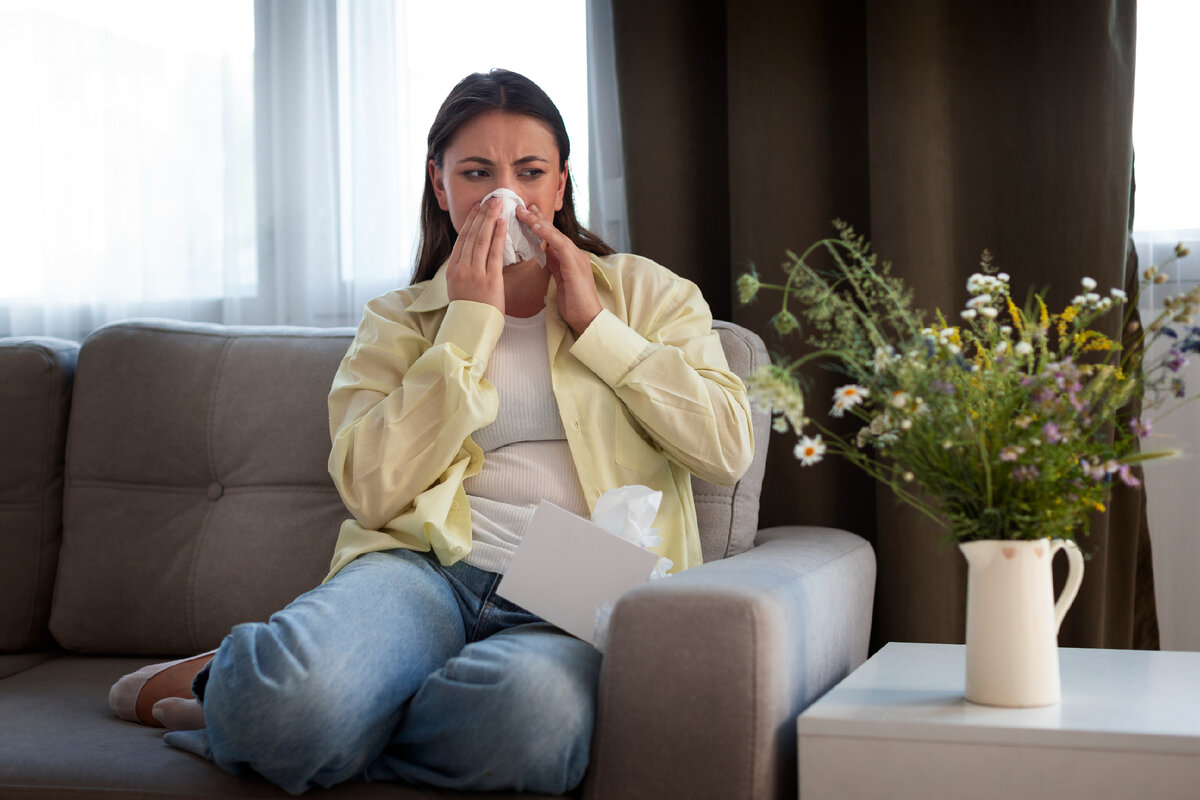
[[590, 485, 674, 650], [481, 188, 547, 268]]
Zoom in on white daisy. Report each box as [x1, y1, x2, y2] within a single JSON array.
[[794, 435, 826, 466], [831, 384, 869, 417]]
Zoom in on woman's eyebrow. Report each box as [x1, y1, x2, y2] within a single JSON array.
[[455, 155, 550, 166]]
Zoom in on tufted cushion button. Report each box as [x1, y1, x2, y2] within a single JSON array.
[[206, 482, 224, 501]]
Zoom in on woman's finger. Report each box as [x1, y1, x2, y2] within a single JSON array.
[[517, 203, 565, 249], [468, 196, 503, 269], [447, 203, 480, 267], [488, 216, 507, 273]]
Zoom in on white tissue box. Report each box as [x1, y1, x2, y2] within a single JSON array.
[[496, 500, 660, 646]]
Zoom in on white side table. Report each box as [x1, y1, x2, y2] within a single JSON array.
[[797, 642, 1200, 800]]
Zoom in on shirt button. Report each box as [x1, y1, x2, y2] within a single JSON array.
[[451, 501, 460, 511], [573, 419, 582, 430]]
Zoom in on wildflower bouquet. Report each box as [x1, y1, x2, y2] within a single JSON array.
[[740, 221, 1199, 542]]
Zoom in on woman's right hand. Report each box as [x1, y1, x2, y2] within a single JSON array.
[[445, 196, 507, 314]]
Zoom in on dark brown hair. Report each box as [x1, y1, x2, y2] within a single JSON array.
[[413, 69, 615, 284]]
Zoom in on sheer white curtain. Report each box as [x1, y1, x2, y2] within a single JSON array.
[[248, 0, 406, 328], [0, 0, 625, 341], [586, 0, 630, 254], [0, 0, 257, 340]]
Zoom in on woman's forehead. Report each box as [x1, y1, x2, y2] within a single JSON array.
[[445, 111, 561, 161]]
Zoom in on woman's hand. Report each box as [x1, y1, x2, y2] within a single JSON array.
[[446, 197, 507, 314], [518, 203, 602, 335]]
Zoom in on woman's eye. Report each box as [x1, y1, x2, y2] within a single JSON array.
[[463, 169, 489, 179], [519, 169, 545, 179]]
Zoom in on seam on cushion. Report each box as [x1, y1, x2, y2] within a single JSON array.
[[184, 336, 234, 652], [744, 600, 760, 800], [721, 476, 745, 560], [66, 480, 338, 494], [90, 319, 355, 341], [29, 346, 60, 650]]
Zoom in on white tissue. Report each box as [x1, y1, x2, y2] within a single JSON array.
[[481, 188, 547, 268], [590, 485, 674, 651], [590, 485, 663, 549]]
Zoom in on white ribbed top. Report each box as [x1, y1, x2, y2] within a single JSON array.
[[462, 309, 588, 573]]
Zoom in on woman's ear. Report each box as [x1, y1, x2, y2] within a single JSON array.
[[555, 161, 568, 212], [429, 159, 449, 211]]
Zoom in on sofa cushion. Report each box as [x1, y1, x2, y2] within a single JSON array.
[[50, 321, 356, 655], [0, 337, 78, 653], [0, 655, 533, 799], [693, 322, 770, 562]]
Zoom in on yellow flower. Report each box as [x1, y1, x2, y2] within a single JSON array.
[[1057, 305, 1078, 341], [1007, 297, 1025, 334], [1037, 296, 1051, 331], [1093, 501, 1107, 513], [1073, 330, 1114, 352]]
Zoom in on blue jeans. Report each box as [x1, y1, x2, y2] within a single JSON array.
[[162, 549, 602, 795]]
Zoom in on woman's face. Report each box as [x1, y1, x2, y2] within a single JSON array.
[[429, 110, 568, 233]]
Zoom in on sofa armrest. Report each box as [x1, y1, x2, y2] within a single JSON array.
[[583, 526, 876, 800]]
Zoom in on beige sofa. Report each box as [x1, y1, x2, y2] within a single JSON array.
[[0, 318, 876, 800]]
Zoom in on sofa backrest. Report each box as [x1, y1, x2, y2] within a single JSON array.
[[44, 318, 769, 656], [49, 321, 353, 655], [0, 338, 78, 653], [699, 321, 770, 562]]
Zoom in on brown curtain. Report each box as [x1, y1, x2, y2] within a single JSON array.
[[612, 0, 1158, 651]]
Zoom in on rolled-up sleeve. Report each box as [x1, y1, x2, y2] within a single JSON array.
[[327, 297, 505, 531], [570, 279, 754, 487]]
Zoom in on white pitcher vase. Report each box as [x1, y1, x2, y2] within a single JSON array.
[[959, 537, 1084, 707]]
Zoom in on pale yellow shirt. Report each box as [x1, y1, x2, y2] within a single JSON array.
[[324, 253, 754, 581]]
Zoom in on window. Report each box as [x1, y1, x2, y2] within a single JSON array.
[[0, 0, 593, 338], [0, 0, 255, 319], [1132, 0, 1200, 309]]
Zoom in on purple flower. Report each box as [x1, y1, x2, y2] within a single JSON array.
[[1117, 464, 1142, 487], [1129, 417, 1152, 438], [1167, 348, 1189, 373], [1163, 327, 1179, 339], [1000, 445, 1025, 462], [1042, 422, 1063, 444], [931, 380, 956, 395], [1081, 459, 1107, 481], [1012, 465, 1040, 483]]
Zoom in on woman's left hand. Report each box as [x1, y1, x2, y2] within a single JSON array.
[[517, 203, 602, 335]]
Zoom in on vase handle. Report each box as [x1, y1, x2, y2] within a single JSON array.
[[1050, 539, 1085, 633]]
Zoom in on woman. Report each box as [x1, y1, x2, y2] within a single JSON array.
[[110, 69, 753, 795]]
